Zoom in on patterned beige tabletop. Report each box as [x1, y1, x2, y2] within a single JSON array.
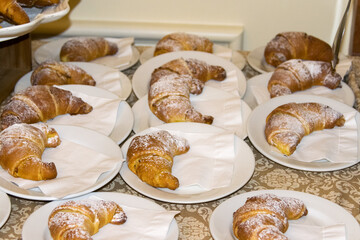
[[0, 41, 359, 240]]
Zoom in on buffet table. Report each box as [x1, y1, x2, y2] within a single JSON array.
[[0, 39, 359, 240]]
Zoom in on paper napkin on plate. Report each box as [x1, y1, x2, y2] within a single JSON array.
[[206, 70, 240, 96], [48, 87, 122, 136], [250, 83, 349, 107], [146, 127, 236, 192], [91, 68, 123, 97], [287, 223, 346, 240], [0, 139, 123, 198], [86, 196, 179, 240], [285, 110, 358, 163], [92, 37, 134, 69]]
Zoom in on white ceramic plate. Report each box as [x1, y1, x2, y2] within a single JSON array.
[[0, 191, 11, 228], [210, 189, 360, 240], [0, 125, 123, 201], [140, 45, 246, 70], [22, 192, 178, 240], [14, 62, 132, 99], [51, 85, 133, 145], [242, 72, 355, 109], [0, 0, 69, 42], [131, 86, 252, 139], [120, 122, 255, 204], [132, 50, 247, 99], [246, 46, 273, 74], [247, 94, 360, 171], [34, 38, 140, 71]]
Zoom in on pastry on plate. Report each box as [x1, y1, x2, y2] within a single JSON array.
[[265, 102, 345, 156], [60, 37, 118, 62], [0, 122, 61, 180], [264, 32, 333, 68], [127, 130, 190, 190], [154, 32, 213, 56], [48, 199, 127, 240], [0, 85, 93, 130], [148, 57, 226, 124], [31, 60, 96, 86], [233, 193, 308, 240], [268, 59, 342, 98]]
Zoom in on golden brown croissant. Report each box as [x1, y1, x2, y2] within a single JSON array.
[[148, 58, 226, 124], [60, 37, 119, 62], [17, 0, 59, 7], [0, 0, 29, 25], [264, 32, 333, 67], [48, 199, 127, 240], [127, 130, 190, 190], [265, 102, 345, 156], [268, 59, 342, 98], [154, 32, 213, 56], [0, 122, 61, 180], [233, 193, 308, 240], [31, 60, 96, 86], [0, 85, 93, 130]]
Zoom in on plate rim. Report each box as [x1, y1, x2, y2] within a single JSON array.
[[21, 191, 179, 240], [247, 94, 360, 171], [132, 50, 247, 99], [120, 122, 255, 204], [0, 191, 11, 228], [209, 189, 360, 240]]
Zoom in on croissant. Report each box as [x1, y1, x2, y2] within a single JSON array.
[[17, 0, 59, 7], [264, 32, 333, 67], [48, 199, 127, 240], [154, 32, 213, 56], [148, 58, 226, 124], [31, 60, 96, 86], [0, 0, 29, 25], [127, 130, 190, 190], [265, 102, 345, 156], [0, 85, 93, 130], [233, 193, 308, 240], [268, 59, 342, 98], [60, 37, 119, 62], [0, 123, 60, 180]]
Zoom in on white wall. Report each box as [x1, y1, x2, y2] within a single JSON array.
[[34, 0, 354, 54]]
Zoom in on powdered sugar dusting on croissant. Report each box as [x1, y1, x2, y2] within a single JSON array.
[[265, 102, 345, 156], [154, 32, 213, 56], [233, 193, 308, 240], [268, 59, 342, 98], [48, 199, 127, 240]]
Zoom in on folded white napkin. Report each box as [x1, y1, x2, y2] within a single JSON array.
[[206, 70, 240, 96], [148, 127, 236, 193], [86, 196, 179, 240], [0, 139, 123, 198], [336, 56, 352, 78], [89, 67, 123, 97], [287, 223, 346, 240], [214, 44, 233, 61], [250, 83, 349, 107], [287, 110, 358, 163], [149, 88, 244, 137], [92, 37, 134, 68], [48, 87, 121, 136]]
